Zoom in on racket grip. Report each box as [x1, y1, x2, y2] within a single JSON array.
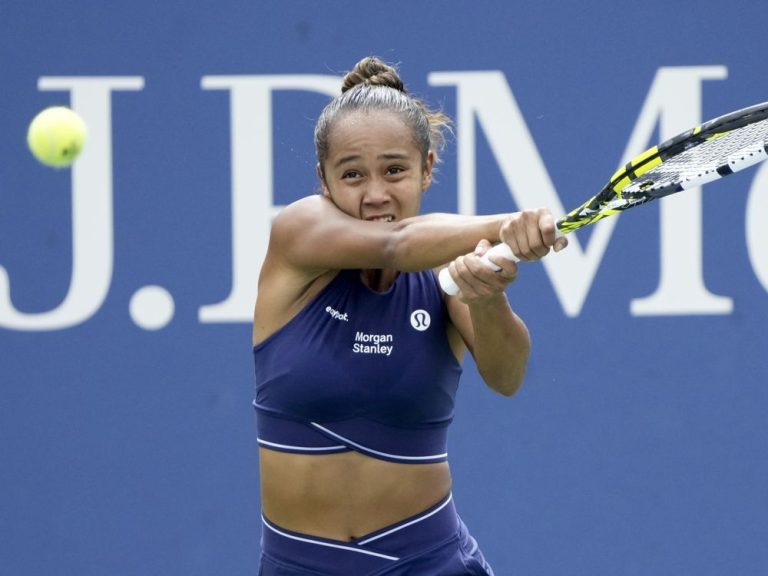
[[437, 230, 566, 295], [438, 243, 518, 296]]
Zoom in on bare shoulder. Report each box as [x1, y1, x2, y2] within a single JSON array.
[[270, 195, 335, 240], [253, 197, 337, 345]]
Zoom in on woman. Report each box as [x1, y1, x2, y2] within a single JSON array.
[[252, 56, 565, 575]]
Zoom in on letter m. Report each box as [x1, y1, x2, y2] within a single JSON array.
[[429, 67, 731, 317]]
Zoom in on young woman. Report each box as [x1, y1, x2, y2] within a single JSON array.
[[252, 56, 566, 575]]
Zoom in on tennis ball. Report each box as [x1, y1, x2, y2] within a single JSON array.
[[27, 106, 87, 168]]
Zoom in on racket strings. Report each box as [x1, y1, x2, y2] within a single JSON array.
[[624, 117, 768, 196], [556, 103, 768, 234]]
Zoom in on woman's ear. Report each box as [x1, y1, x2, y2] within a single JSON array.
[[422, 151, 435, 191], [317, 163, 330, 197]]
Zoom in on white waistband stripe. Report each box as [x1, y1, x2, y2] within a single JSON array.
[[356, 493, 453, 546], [310, 423, 448, 461], [261, 517, 400, 561], [257, 438, 348, 452]]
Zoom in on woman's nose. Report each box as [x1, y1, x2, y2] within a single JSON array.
[[362, 178, 390, 204]]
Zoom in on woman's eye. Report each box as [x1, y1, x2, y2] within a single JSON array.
[[387, 166, 405, 175], [342, 171, 361, 179]]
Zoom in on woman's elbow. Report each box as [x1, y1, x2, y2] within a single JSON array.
[[488, 370, 526, 397]]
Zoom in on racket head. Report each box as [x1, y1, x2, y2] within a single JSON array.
[[557, 101, 768, 233]]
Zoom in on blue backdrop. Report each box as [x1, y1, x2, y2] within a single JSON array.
[[2, 2, 767, 574]]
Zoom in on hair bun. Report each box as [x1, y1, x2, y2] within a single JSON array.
[[341, 56, 405, 93]]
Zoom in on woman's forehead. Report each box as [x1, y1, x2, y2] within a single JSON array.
[[327, 110, 418, 151], [332, 109, 409, 132]]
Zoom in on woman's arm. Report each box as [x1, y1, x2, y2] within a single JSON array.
[[269, 195, 510, 273], [447, 291, 531, 396], [444, 209, 566, 396], [444, 241, 530, 396]]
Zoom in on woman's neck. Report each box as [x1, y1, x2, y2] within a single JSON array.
[[360, 268, 399, 292]]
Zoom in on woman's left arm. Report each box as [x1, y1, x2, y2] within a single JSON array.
[[444, 246, 531, 396], [443, 209, 566, 395]]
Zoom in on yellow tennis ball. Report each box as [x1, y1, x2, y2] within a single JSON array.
[[27, 106, 87, 168]]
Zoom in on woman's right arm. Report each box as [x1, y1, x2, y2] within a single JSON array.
[[268, 195, 509, 274]]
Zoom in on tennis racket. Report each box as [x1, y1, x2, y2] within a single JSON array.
[[439, 100, 768, 295]]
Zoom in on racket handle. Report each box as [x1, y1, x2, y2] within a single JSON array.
[[438, 243, 518, 296], [437, 230, 566, 295]]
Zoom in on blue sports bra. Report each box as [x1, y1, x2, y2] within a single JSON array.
[[253, 269, 462, 464]]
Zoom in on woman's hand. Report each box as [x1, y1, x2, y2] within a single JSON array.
[[498, 208, 568, 261], [445, 239, 519, 304]]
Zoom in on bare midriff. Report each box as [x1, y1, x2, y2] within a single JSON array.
[[259, 448, 452, 541]]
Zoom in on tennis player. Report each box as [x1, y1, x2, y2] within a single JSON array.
[[252, 56, 565, 575]]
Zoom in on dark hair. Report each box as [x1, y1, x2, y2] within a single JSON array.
[[314, 56, 452, 175]]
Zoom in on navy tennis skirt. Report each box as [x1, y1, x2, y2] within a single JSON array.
[[258, 493, 494, 575]]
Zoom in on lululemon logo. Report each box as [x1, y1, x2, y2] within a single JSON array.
[[410, 309, 431, 331]]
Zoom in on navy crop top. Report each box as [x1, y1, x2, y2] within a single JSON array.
[[253, 269, 462, 464]]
